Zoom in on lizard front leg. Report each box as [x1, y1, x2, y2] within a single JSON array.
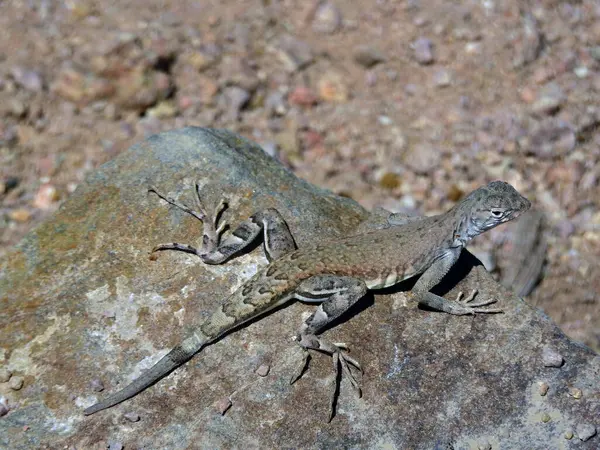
[[290, 275, 367, 421], [412, 248, 502, 315], [149, 183, 297, 263]]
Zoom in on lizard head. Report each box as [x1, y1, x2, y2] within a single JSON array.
[[463, 181, 531, 237]]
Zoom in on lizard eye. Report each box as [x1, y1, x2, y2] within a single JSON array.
[[491, 209, 503, 217]]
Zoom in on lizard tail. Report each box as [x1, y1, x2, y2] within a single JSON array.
[[83, 333, 208, 415]]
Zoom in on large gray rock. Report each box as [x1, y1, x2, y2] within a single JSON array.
[[0, 128, 597, 449]]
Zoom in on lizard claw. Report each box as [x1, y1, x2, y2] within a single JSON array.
[[455, 290, 503, 314], [293, 334, 363, 421]]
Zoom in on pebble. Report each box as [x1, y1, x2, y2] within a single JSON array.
[[288, 86, 318, 108], [11, 67, 44, 92], [276, 35, 314, 72], [9, 376, 24, 390], [124, 412, 140, 422], [541, 345, 564, 367], [538, 381, 549, 396], [0, 368, 12, 382], [33, 184, 60, 209], [188, 44, 221, 72], [108, 442, 124, 450], [0, 404, 8, 417], [576, 423, 597, 441], [223, 86, 251, 121], [255, 364, 270, 377], [8, 209, 32, 223], [312, 2, 342, 34], [8, 98, 28, 118], [433, 69, 452, 87], [403, 143, 440, 174], [90, 378, 105, 392], [412, 37, 435, 64], [519, 119, 575, 159], [215, 397, 232, 415], [147, 101, 178, 119], [353, 45, 386, 68], [531, 82, 565, 115], [318, 71, 348, 102]]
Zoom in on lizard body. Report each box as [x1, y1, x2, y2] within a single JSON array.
[[84, 181, 530, 419]]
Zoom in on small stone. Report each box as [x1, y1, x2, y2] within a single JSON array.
[[265, 91, 287, 116], [11, 67, 44, 92], [531, 83, 565, 115], [90, 378, 104, 392], [568, 387, 582, 399], [188, 44, 221, 71], [433, 69, 452, 87], [9, 376, 24, 391], [288, 86, 318, 107], [0, 404, 8, 417], [379, 172, 401, 190], [412, 37, 435, 64], [576, 423, 596, 441], [223, 86, 251, 121], [215, 397, 232, 415], [8, 209, 32, 223], [378, 115, 393, 126], [353, 45, 386, 68], [541, 412, 551, 423], [574, 66, 588, 78], [519, 119, 575, 159], [255, 364, 270, 377], [542, 345, 564, 367], [124, 412, 140, 422], [403, 143, 440, 174], [318, 71, 348, 102], [312, 2, 342, 34], [33, 184, 60, 209], [108, 442, 124, 450], [0, 368, 12, 382], [276, 35, 314, 72], [564, 430, 574, 440], [8, 98, 27, 118], [147, 101, 178, 119], [538, 382, 549, 396]]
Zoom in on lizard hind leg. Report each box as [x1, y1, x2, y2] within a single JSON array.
[[291, 275, 367, 421], [149, 183, 297, 264]]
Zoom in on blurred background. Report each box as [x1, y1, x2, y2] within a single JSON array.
[[0, 0, 598, 351]]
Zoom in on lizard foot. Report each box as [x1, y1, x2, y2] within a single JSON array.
[[149, 183, 229, 256], [455, 289, 503, 314], [291, 334, 362, 422]]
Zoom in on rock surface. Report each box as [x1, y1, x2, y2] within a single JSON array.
[[0, 128, 598, 449]]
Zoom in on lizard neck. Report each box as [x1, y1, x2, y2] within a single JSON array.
[[448, 202, 484, 247]]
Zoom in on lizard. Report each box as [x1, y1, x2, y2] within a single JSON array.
[[83, 180, 530, 420]]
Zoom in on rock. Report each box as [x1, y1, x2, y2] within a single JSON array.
[[0, 404, 8, 417], [312, 2, 342, 34], [8, 376, 24, 390], [276, 35, 314, 72], [11, 67, 44, 92], [518, 118, 575, 159], [531, 82, 565, 116], [403, 142, 440, 174], [288, 86, 318, 107], [0, 128, 597, 448], [412, 37, 435, 65], [0, 368, 12, 382], [124, 412, 140, 422], [576, 424, 597, 441], [8, 209, 32, 223], [318, 71, 349, 102], [542, 345, 564, 367], [433, 69, 452, 87], [33, 184, 60, 209], [222, 86, 251, 121], [353, 45, 386, 68], [255, 364, 270, 377]]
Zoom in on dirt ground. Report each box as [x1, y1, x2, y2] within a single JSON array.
[[0, 0, 598, 352]]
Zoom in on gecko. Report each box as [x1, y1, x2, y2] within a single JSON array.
[[84, 180, 530, 420]]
